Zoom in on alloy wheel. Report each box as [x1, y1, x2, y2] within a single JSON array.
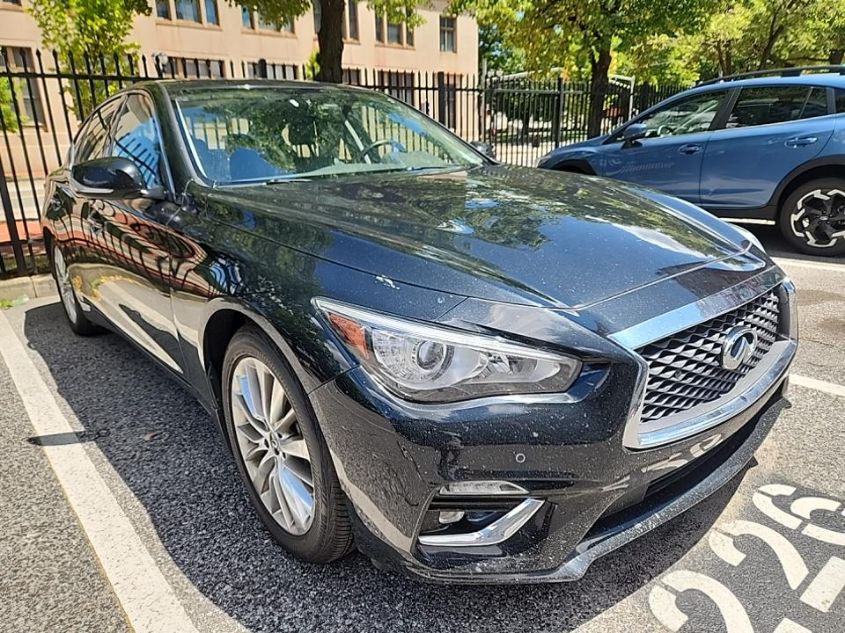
[[230, 356, 315, 535], [53, 245, 78, 323], [790, 189, 845, 248]]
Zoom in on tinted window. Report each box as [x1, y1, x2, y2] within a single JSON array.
[[74, 100, 121, 164], [727, 86, 829, 128], [836, 89, 845, 114], [636, 91, 726, 138], [112, 95, 165, 189]]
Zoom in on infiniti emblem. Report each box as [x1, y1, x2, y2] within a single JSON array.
[[721, 326, 758, 370]]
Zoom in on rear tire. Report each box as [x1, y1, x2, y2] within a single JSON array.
[[778, 178, 845, 256], [51, 243, 100, 336], [222, 325, 353, 564]]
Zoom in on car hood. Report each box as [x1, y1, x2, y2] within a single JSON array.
[[208, 165, 756, 309]]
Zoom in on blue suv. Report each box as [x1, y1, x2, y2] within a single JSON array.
[[537, 68, 845, 256]]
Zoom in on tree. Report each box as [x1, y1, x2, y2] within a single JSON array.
[[28, 0, 150, 114], [233, 1, 430, 83], [460, 0, 717, 137], [641, 0, 845, 80]]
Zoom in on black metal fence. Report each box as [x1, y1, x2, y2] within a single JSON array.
[[0, 48, 687, 278]]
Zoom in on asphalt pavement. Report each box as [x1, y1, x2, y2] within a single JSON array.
[[1, 223, 843, 633]]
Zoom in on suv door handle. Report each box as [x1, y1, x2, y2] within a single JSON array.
[[678, 143, 702, 155], [785, 136, 818, 148]]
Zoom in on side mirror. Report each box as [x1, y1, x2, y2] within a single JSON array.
[[71, 156, 158, 200], [469, 141, 496, 160], [619, 122, 648, 146]]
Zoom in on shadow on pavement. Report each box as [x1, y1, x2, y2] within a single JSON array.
[[23, 302, 748, 633]]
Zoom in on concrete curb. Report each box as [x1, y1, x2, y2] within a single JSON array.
[[0, 274, 56, 303]]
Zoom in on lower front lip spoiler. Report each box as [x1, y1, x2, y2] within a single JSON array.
[[406, 394, 788, 585]]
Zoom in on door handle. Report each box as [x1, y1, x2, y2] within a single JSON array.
[[785, 136, 818, 148], [679, 143, 702, 155]]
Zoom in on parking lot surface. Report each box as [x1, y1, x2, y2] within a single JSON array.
[[1, 224, 843, 633]]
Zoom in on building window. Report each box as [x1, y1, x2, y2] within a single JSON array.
[[374, 14, 384, 42], [156, 0, 171, 19], [347, 0, 359, 40], [312, 0, 321, 32], [0, 46, 44, 125], [1, 0, 23, 5], [242, 6, 253, 27], [175, 0, 201, 22], [440, 16, 456, 52], [375, 14, 412, 47], [257, 12, 293, 32], [387, 21, 402, 44], [167, 57, 225, 78], [342, 68, 361, 85], [204, 0, 218, 25], [246, 61, 297, 79]]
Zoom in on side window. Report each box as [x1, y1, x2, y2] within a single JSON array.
[[635, 91, 727, 139], [112, 94, 165, 189], [836, 89, 845, 114], [73, 100, 121, 165], [726, 86, 829, 128]]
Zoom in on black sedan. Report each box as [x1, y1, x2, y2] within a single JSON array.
[[42, 80, 798, 583]]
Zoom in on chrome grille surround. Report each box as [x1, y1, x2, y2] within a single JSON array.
[[609, 269, 797, 449], [636, 291, 780, 423]]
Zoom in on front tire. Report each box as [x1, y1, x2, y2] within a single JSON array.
[[51, 243, 100, 336], [222, 326, 353, 564], [779, 179, 845, 256]]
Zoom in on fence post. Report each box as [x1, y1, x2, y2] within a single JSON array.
[[0, 154, 27, 274], [436, 71, 447, 125], [552, 75, 563, 148]]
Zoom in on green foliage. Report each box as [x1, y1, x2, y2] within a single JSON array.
[[622, 0, 845, 83], [0, 80, 19, 132], [28, 0, 150, 115]]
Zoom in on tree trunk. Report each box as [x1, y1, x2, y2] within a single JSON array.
[[316, 0, 344, 83], [830, 49, 844, 65], [587, 46, 612, 139]]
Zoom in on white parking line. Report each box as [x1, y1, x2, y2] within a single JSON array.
[[773, 258, 845, 274], [0, 312, 200, 633], [791, 375, 845, 398]]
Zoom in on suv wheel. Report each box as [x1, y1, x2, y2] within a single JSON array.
[[51, 243, 100, 335], [222, 326, 354, 563], [779, 178, 845, 256]]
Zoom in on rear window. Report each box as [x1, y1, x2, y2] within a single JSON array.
[[837, 89, 845, 114], [726, 86, 830, 128]]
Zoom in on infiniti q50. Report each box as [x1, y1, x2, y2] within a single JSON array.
[[41, 80, 797, 583]]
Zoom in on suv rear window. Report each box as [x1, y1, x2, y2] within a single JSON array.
[[837, 89, 845, 114], [727, 86, 829, 128]]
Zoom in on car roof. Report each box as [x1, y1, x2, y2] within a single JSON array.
[[685, 73, 845, 95]]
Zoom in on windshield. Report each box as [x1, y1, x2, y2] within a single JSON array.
[[172, 86, 484, 184]]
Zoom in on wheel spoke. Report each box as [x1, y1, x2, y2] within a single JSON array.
[[233, 393, 268, 437], [279, 437, 309, 461], [230, 355, 315, 536], [280, 467, 314, 530], [275, 408, 297, 434]]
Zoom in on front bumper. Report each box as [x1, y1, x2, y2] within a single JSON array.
[[309, 339, 792, 583]]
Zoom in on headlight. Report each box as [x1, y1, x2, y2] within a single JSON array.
[[316, 299, 581, 403], [732, 224, 766, 253]]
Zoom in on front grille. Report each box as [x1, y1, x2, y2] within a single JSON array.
[[637, 291, 781, 423]]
